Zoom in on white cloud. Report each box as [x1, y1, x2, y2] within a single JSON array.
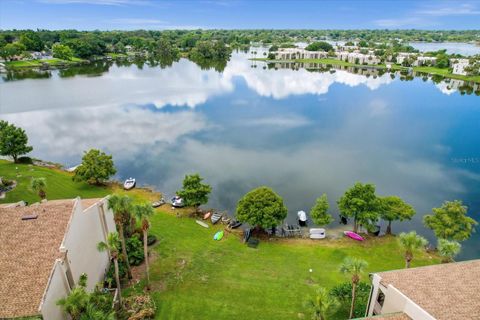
[[243, 115, 311, 128], [417, 3, 480, 16]]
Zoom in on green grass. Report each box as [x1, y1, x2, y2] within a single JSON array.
[[0, 160, 440, 319], [5, 57, 84, 69]]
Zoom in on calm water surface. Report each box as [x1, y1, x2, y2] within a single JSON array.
[[0, 52, 479, 260], [409, 42, 480, 56]]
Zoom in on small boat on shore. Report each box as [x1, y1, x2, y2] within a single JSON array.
[[152, 198, 165, 208], [344, 231, 364, 241], [123, 178, 136, 190], [229, 220, 242, 229], [171, 196, 184, 208], [221, 216, 231, 224], [213, 230, 224, 241], [211, 212, 223, 224], [196, 220, 209, 228], [203, 211, 212, 220]]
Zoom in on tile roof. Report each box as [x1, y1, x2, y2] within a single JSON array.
[[376, 260, 480, 320], [0, 198, 102, 318]]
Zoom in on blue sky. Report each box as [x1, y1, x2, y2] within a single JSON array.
[[1, 0, 480, 30]]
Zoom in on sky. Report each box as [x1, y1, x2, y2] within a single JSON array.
[[1, 0, 480, 30]]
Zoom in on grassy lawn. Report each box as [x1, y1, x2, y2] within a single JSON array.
[[0, 160, 440, 319], [5, 57, 84, 69]]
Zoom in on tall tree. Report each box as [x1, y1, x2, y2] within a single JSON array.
[[108, 195, 133, 279], [177, 173, 212, 213], [310, 194, 333, 226], [19, 31, 44, 51], [339, 257, 368, 319], [337, 182, 380, 233], [424, 200, 477, 241], [97, 232, 123, 305], [52, 43, 74, 60], [437, 239, 461, 263], [398, 231, 428, 268], [31, 177, 47, 200], [305, 287, 338, 320], [73, 149, 116, 185], [132, 202, 154, 290], [380, 196, 415, 234], [236, 186, 288, 229], [0, 120, 33, 163]]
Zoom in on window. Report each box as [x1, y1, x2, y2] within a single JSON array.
[[377, 291, 385, 307]]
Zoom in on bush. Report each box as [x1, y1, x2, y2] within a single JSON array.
[[329, 282, 371, 318], [105, 255, 128, 286], [119, 294, 156, 320], [17, 156, 33, 164], [127, 235, 145, 266], [146, 234, 157, 246]]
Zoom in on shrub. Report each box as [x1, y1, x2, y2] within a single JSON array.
[[17, 156, 33, 164], [127, 235, 145, 266], [146, 234, 157, 246], [329, 282, 371, 318], [119, 294, 156, 320]]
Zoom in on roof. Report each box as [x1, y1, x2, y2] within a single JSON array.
[[0, 198, 102, 318], [376, 260, 480, 320]]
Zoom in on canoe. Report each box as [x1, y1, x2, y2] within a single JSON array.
[[152, 198, 165, 208], [203, 211, 212, 220], [344, 231, 364, 241], [214, 230, 224, 241], [211, 212, 223, 224], [196, 220, 209, 228]]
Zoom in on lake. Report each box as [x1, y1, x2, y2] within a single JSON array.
[[0, 51, 479, 260], [409, 42, 480, 56]]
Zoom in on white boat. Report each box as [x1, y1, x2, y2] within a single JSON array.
[[196, 220, 209, 228], [123, 178, 136, 190], [309, 228, 326, 239], [171, 196, 184, 208]]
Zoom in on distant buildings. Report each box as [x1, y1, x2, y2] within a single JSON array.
[[450, 58, 470, 75], [364, 260, 480, 320], [273, 48, 328, 60], [0, 197, 116, 320], [336, 51, 381, 65]]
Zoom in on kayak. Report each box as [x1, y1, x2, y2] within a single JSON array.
[[211, 212, 223, 224], [196, 220, 209, 228], [214, 230, 224, 241], [344, 231, 364, 241], [203, 211, 212, 220]]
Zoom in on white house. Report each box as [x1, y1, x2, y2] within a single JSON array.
[[451, 58, 470, 75], [364, 259, 480, 319], [273, 48, 328, 60], [0, 197, 117, 320], [335, 51, 381, 65]]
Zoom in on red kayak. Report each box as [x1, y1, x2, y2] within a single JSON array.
[[344, 231, 364, 241]]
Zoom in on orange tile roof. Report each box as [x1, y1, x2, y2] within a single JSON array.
[[376, 260, 480, 320], [0, 198, 102, 318]]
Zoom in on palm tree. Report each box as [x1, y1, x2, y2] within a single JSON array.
[[438, 239, 461, 263], [57, 274, 89, 320], [305, 287, 338, 320], [97, 232, 122, 305], [133, 202, 155, 290], [79, 304, 115, 320], [398, 231, 428, 268], [31, 177, 47, 200], [339, 257, 368, 319], [108, 194, 133, 279]]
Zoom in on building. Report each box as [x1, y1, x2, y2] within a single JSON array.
[[0, 197, 116, 320], [335, 51, 381, 65], [273, 48, 328, 60], [365, 259, 480, 320], [451, 58, 470, 75]]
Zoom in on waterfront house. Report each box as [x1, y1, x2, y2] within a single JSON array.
[[273, 48, 328, 60], [364, 259, 480, 319], [451, 58, 470, 75], [335, 51, 381, 65], [0, 197, 116, 320]]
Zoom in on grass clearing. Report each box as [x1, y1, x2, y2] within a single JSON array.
[[5, 58, 84, 69], [0, 160, 440, 319]]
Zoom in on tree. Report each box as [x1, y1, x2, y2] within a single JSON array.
[[337, 182, 380, 233], [19, 31, 44, 51], [310, 194, 333, 226], [379, 196, 415, 235], [133, 202, 154, 290], [424, 200, 477, 241], [0, 120, 33, 163], [305, 41, 333, 52], [236, 186, 288, 229], [107, 195, 133, 279], [305, 287, 338, 320], [329, 282, 371, 318], [177, 173, 212, 213], [97, 232, 123, 305], [31, 177, 47, 200], [398, 231, 428, 268], [0, 42, 26, 60], [73, 149, 116, 185], [52, 43, 74, 60], [339, 257, 368, 319], [436, 52, 450, 69], [437, 239, 461, 263]]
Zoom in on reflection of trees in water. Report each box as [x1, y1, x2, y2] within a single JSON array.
[[190, 57, 228, 72], [58, 60, 114, 78], [2, 69, 52, 82]]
